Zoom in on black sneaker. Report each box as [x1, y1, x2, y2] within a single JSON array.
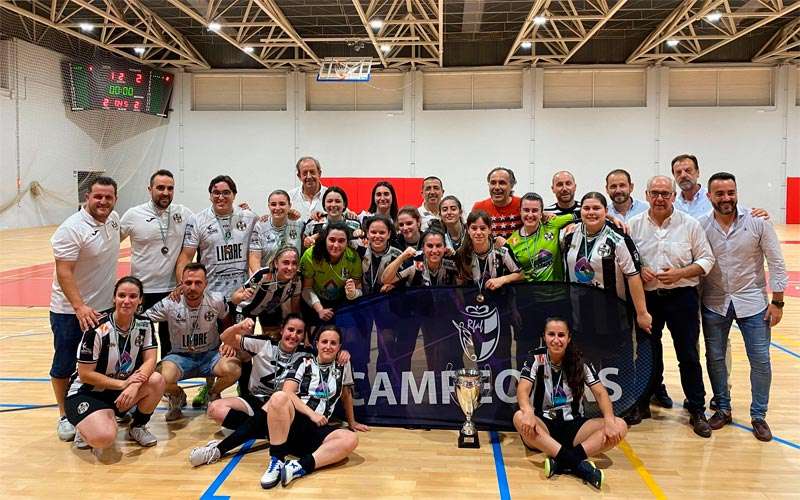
[[544, 457, 563, 478], [574, 460, 603, 490], [624, 406, 642, 426]]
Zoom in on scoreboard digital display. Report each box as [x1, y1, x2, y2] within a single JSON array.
[[66, 62, 174, 117]]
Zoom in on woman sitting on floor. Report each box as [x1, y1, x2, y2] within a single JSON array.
[[513, 317, 627, 490]]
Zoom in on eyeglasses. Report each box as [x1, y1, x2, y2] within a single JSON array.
[[211, 190, 233, 198], [648, 191, 673, 199]]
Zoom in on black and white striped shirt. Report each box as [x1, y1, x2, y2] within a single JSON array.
[[520, 351, 600, 421], [287, 357, 354, 419], [236, 268, 301, 319], [68, 314, 157, 396], [240, 336, 310, 399], [358, 245, 403, 295]]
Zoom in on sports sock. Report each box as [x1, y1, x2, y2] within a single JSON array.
[[270, 442, 290, 462], [131, 409, 152, 427], [555, 446, 579, 470], [298, 454, 316, 474], [572, 444, 588, 463], [222, 409, 249, 430], [217, 410, 267, 455]]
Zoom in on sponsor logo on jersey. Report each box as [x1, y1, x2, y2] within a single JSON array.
[[173, 213, 182, 223], [236, 220, 247, 231]]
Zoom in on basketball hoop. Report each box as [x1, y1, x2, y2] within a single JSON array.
[[317, 57, 372, 82]]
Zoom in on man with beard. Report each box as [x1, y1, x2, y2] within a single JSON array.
[[288, 157, 328, 223], [471, 167, 522, 239], [699, 172, 787, 442], [50, 176, 121, 441], [121, 169, 193, 355], [671, 154, 712, 218], [605, 169, 648, 222], [418, 176, 444, 230], [146, 263, 240, 421], [546, 171, 579, 215]]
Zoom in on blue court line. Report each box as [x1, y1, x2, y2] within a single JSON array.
[[731, 422, 800, 450], [200, 439, 255, 500], [0, 403, 51, 409], [770, 342, 800, 360], [489, 431, 511, 500]]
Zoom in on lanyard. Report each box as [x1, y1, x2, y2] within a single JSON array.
[[522, 224, 542, 273], [215, 213, 236, 244]]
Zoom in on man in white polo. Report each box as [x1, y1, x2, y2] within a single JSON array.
[[50, 176, 121, 441], [418, 176, 444, 230], [120, 169, 193, 356], [288, 157, 328, 223]]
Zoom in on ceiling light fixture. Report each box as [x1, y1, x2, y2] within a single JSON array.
[[79, 23, 94, 33], [533, 16, 547, 26], [370, 19, 383, 30], [705, 11, 722, 23], [133, 47, 146, 55], [666, 39, 680, 48], [208, 21, 222, 32], [520, 41, 532, 50]]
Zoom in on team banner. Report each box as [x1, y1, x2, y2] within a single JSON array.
[[334, 282, 652, 431]]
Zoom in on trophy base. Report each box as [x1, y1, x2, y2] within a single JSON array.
[[458, 431, 480, 449]]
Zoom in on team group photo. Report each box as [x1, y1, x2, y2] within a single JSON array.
[[1, 1, 799, 498]]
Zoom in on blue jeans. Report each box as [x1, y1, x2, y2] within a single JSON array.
[[702, 303, 771, 419]]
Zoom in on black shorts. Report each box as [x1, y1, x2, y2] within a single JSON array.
[[286, 413, 338, 457], [237, 393, 268, 417], [65, 390, 125, 426], [542, 416, 589, 447]]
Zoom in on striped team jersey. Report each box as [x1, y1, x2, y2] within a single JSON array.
[[397, 253, 460, 286], [144, 292, 229, 353], [519, 351, 600, 421], [240, 336, 311, 399], [563, 225, 640, 301], [287, 357, 354, 419], [236, 267, 301, 319], [68, 314, 157, 396], [183, 206, 259, 296], [358, 245, 403, 295]]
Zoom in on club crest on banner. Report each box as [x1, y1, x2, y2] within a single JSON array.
[[452, 304, 500, 362]]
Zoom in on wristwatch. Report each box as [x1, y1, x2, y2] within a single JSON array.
[[771, 299, 785, 309]]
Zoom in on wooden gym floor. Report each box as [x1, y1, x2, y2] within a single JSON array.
[[0, 225, 798, 499]]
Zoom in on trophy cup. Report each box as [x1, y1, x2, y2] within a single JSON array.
[[450, 367, 489, 448]]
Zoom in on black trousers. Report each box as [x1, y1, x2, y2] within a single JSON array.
[[143, 292, 171, 357], [643, 286, 706, 413]]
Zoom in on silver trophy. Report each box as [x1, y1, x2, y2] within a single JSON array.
[[449, 365, 490, 448]]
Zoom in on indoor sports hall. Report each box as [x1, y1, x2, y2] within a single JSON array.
[[1, 1, 799, 498]]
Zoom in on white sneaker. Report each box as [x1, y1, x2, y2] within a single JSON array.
[[73, 430, 91, 450], [281, 459, 308, 487], [189, 440, 222, 467], [129, 425, 157, 447], [260, 456, 284, 489], [57, 416, 76, 441], [166, 392, 184, 421]]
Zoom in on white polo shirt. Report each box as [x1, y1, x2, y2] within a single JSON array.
[[120, 201, 193, 293], [288, 184, 327, 222], [50, 208, 121, 314], [418, 204, 440, 231]]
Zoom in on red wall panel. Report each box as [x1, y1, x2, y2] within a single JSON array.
[[788, 177, 800, 224]]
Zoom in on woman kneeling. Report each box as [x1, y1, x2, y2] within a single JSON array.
[[65, 276, 165, 451], [260, 325, 368, 489], [513, 317, 626, 490]]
